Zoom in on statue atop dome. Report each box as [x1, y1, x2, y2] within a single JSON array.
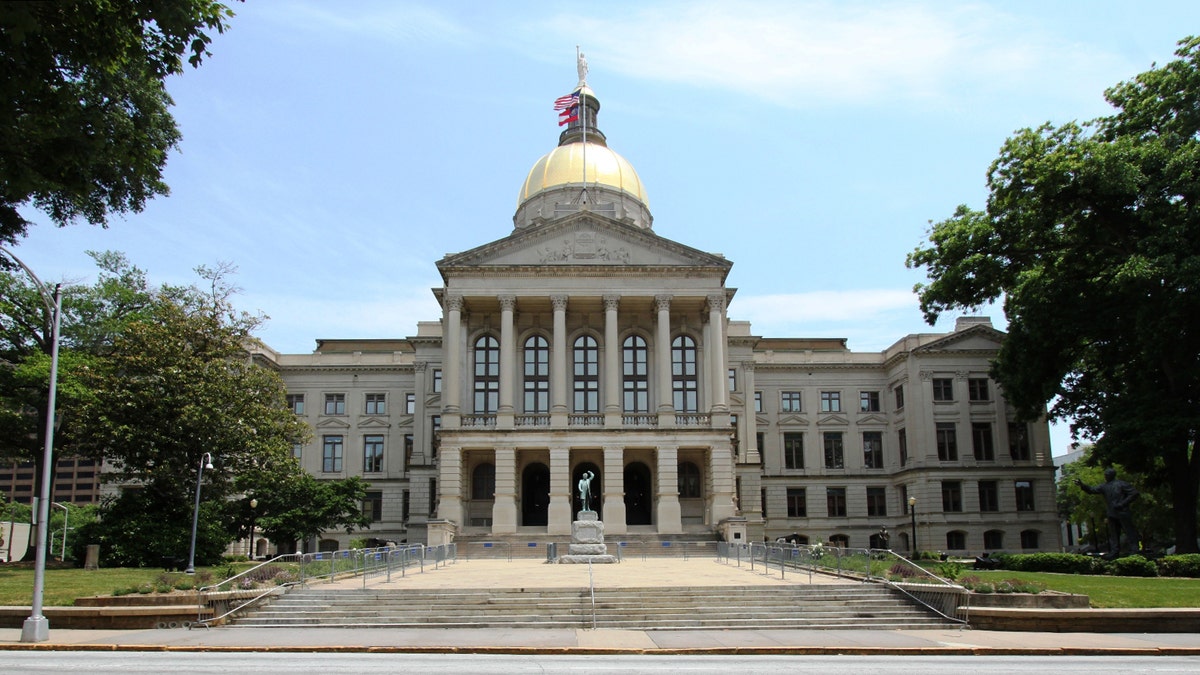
[[576, 48, 588, 87]]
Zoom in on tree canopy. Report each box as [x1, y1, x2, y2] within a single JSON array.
[[907, 37, 1200, 552], [0, 0, 237, 242]]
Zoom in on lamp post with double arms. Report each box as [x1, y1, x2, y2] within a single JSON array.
[[1, 246, 62, 644], [185, 453, 215, 574]]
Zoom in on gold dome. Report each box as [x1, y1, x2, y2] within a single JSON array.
[[517, 141, 648, 208]]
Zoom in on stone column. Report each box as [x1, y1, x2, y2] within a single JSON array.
[[413, 362, 428, 466], [491, 445, 517, 533], [655, 444, 683, 534], [655, 294, 673, 423], [438, 444, 463, 525], [601, 445, 626, 534], [551, 294, 569, 426], [603, 294, 621, 425], [497, 294, 516, 429], [742, 360, 760, 464], [443, 294, 463, 425], [548, 445, 572, 534], [707, 294, 728, 411], [708, 446, 737, 525]]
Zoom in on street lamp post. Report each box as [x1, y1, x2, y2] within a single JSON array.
[[185, 453, 215, 574], [1, 245, 62, 644], [248, 498, 258, 560], [908, 496, 918, 558]]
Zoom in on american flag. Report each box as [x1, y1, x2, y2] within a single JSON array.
[[553, 92, 579, 110]]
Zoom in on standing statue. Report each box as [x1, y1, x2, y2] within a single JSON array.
[[578, 470, 595, 512], [576, 49, 588, 87], [1076, 468, 1140, 557]]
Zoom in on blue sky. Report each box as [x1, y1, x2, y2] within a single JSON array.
[[14, 1, 1200, 454]]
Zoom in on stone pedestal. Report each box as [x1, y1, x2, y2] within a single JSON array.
[[557, 510, 617, 564]]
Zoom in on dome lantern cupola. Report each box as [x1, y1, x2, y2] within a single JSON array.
[[514, 54, 651, 231]]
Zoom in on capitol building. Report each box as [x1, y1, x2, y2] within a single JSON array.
[[250, 73, 1061, 557]]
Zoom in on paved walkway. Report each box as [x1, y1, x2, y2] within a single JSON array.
[[2, 558, 1200, 655]]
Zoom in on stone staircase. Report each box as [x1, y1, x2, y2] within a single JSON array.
[[231, 583, 959, 630]]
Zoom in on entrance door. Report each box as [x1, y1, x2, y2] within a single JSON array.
[[572, 462, 601, 520], [521, 463, 550, 526], [624, 461, 653, 525]]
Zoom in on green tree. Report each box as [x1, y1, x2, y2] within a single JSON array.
[[908, 37, 1200, 553], [69, 264, 312, 565], [251, 475, 372, 552], [0, 0, 237, 242]]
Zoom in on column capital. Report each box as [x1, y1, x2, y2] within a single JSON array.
[[603, 294, 621, 312], [654, 294, 672, 312], [498, 294, 517, 311], [446, 294, 464, 312], [414, 361, 428, 373], [740, 360, 755, 372], [551, 294, 569, 312], [705, 293, 725, 313]]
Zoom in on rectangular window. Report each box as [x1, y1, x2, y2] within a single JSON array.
[[978, 480, 999, 512], [901, 484, 910, 514], [936, 422, 958, 461], [932, 378, 954, 402], [1021, 530, 1039, 549], [894, 384, 905, 410], [402, 490, 411, 520], [761, 488, 768, 519], [826, 487, 847, 517], [823, 432, 844, 469], [363, 435, 384, 473], [783, 432, 804, 470], [322, 435, 344, 472], [968, 378, 990, 402], [820, 391, 841, 412], [754, 391, 762, 413], [859, 391, 880, 413], [286, 394, 305, 415], [1008, 422, 1031, 461], [942, 480, 963, 512], [428, 477, 438, 516], [866, 486, 887, 517], [365, 393, 387, 416], [406, 393, 416, 414], [786, 488, 806, 518], [862, 431, 884, 469], [430, 416, 441, 459], [292, 443, 303, 460], [780, 390, 802, 413], [324, 393, 345, 415], [404, 434, 414, 467], [756, 432, 765, 455], [728, 368, 737, 392], [432, 369, 442, 393], [972, 422, 995, 461], [898, 428, 908, 466], [1015, 480, 1035, 511], [362, 491, 383, 522]]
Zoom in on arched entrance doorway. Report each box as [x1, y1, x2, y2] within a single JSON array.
[[624, 461, 652, 525], [521, 462, 550, 526], [572, 462, 601, 520]]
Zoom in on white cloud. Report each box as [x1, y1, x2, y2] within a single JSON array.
[[535, 1, 1127, 110]]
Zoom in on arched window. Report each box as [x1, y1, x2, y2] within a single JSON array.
[[946, 530, 967, 551], [1020, 529, 1040, 549], [573, 335, 599, 413], [622, 335, 649, 413], [983, 529, 1004, 551], [523, 335, 549, 414], [473, 335, 499, 414], [829, 534, 850, 548], [471, 463, 495, 500], [671, 335, 698, 412], [678, 461, 702, 498]]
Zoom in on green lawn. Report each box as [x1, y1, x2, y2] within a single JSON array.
[[963, 570, 1200, 608], [0, 565, 233, 607]]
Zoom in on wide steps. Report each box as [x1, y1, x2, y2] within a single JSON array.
[[231, 583, 957, 630]]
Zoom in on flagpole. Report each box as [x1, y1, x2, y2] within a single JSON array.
[[578, 46, 587, 204]]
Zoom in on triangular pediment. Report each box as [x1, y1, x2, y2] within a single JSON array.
[[817, 413, 849, 426], [916, 324, 1006, 353], [438, 212, 731, 271], [857, 414, 888, 427], [316, 418, 351, 430], [357, 418, 392, 429], [776, 414, 809, 427]]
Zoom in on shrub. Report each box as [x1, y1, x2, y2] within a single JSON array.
[[935, 561, 964, 581], [997, 553, 1103, 575], [1108, 554, 1157, 577], [112, 587, 132, 596], [154, 582, 173, 593], [136, 583, 154, 594], [1158, 554, 1200, 578], [172, 578, 195, 591]]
